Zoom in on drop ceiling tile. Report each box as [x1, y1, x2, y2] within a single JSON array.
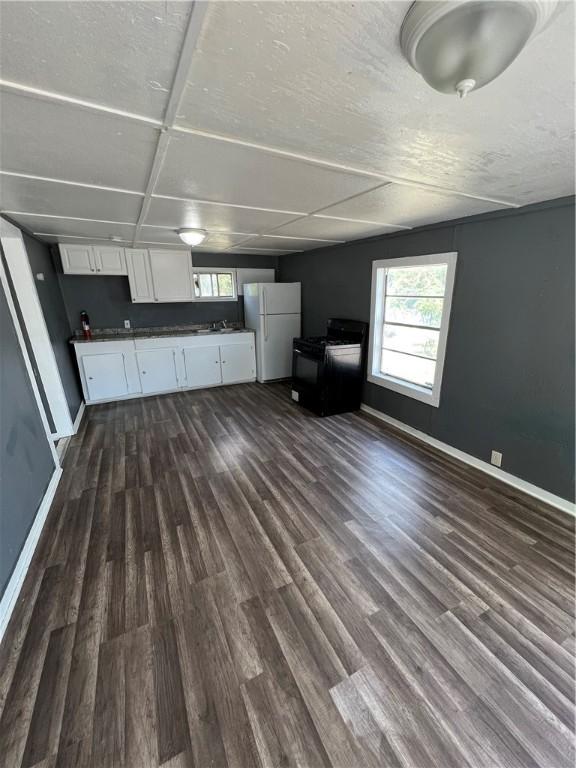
[[0, 2, 192, 120], [140, 226, 254, 249], [177, 1, 575, 204], [270, 215, 404, 241], [0, 91, 158, 190], [320, 184, 510, 228], [146, 196, 300, 233], [241, 235, 341, 252], [12, 214, 135, 242], [0, 174, 143, 222], [156, 131, 380, 212]]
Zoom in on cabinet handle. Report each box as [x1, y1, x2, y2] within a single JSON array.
[[142, 371, 146, 374], [97, 268, 101, 272], [88, 376, 93, 380]]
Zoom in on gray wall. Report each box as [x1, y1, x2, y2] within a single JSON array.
[[57, 251, 278, 331], [1, 273, 56, 597], [24, 234, 83, 422], [280, 197, 575, 502]]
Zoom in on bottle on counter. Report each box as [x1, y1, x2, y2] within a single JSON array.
[[80, 310, 92, 340]]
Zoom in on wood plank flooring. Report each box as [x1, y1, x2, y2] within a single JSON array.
[[0, 382, 574, 768]]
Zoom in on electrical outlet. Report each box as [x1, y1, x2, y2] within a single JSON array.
[[124, 320, 131, 329], [491, 450, 503, 468]]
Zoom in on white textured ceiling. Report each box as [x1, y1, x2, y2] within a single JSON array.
[[0, 1, 574, 255]]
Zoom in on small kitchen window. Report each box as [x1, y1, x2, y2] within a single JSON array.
[[368, 252, 457, 407], [192, 268, 237, 301]]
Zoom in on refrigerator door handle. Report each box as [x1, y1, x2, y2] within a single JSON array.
[[264, 312, 268, 341], [262, 287, 267, 316]]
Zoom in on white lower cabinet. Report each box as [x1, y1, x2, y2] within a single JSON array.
[[74, 332, 256, 403], [220, 342, 255, 383], [183, 345, 222, 388], [81, 352, 129, 401], [136, 348, 179, 394]]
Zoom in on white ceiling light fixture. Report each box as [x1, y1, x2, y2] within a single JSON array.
[[177, 228, 206, 246], [400, 0, 558, 99]]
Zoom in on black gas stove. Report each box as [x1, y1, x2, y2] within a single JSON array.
[[291, 318, 368, 416]]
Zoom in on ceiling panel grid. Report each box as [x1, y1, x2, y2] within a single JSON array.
[[0, 1, 573, 254]]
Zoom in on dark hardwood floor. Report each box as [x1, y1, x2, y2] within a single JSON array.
[[0, 382, 574, 768]]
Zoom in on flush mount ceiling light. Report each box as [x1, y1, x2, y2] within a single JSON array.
[[400, 0, 558, 99], [177, 228, 206, 246]]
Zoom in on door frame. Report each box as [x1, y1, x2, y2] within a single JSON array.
[[0, 252, 59, 466], [0, 219, 74, 438]]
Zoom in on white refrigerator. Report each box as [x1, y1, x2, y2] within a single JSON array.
[[244, 282, 301, 382]]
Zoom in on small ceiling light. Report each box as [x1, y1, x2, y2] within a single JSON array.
[[177, 228, 206, 246], [400, 0, 558, 99]]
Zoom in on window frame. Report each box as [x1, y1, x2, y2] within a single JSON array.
[[367, 252, 457, 407], [192, 267, 238, 302]]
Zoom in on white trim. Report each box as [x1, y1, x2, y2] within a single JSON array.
[[1, 218, 74, 436], [0, 170, 145, 197], [360, 403, 575, 517], [0, 247, 60, 466], [367, 252, 457, 408], [0, 467, 63, 643], [0, 78, 162, 127], [73, 401, 86, 434]]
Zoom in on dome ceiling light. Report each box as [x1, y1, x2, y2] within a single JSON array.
[[177, 228, 207, 246], [400, 0, 558, 99]]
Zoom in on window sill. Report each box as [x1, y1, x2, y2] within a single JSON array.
[[367, 371, 440, 407]]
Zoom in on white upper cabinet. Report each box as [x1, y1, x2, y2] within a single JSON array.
[[93, 246, 127, 275], [60, 244, 94, 274], [60, 244, 127, 275], [148, 249, 194, 302], [126, 248, 154, 302]]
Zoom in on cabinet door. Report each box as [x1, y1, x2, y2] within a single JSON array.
[[93, 246, 126, 275], [126, 249, 154, 302], [220, 343, 256, 384], [183, 346, 222, 388], [149, 250, 194, 302], [136, 348, 179, 394], [82, 352, 128, 401], [60, 244, 95, 274]]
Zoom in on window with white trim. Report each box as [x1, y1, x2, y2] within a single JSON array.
[[368, 252, 457, 407], [192, 268, 237, 301]]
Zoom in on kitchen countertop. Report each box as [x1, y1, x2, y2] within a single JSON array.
[[70, 324, 252, 344]]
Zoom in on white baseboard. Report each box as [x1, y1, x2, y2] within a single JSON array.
[[360, 403, 575, 518], [73, 401, 85, 434], [0, 466, 63, 643]]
